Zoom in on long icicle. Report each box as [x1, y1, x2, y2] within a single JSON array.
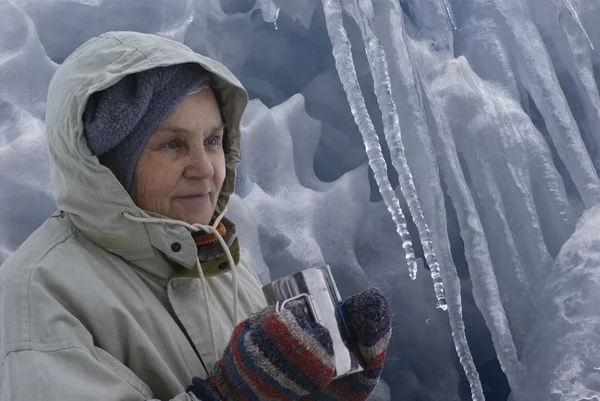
[[441, 0, 457, 30], [321, 0, 419, 280], [560, 0, 594, 49], [336, 1, 485, 398], [396, 12, 487, 401], [395, 13, 487, 401], [490, 0, 600, 208], [348, 0, 446, 310]]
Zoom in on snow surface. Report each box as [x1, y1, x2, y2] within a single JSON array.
[[2, 0, 600, 400]]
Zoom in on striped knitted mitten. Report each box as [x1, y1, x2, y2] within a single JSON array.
[[301, 287, 392, 401], [187, 302, 336, 400]]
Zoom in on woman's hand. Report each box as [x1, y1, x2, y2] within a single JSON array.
[[301, 287, 392, 401], [187, 302, 336, 400]]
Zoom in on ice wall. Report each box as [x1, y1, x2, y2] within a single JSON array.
[[515, 203, 600, 400], [2, 0, 600, 400]]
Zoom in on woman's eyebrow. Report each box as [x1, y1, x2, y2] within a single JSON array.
[[212, 123, 227, 134], [159, 123, 226, 135], [160, 126, 190, 135]]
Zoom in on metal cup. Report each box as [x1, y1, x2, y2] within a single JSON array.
[[262, 264, 363, 379]]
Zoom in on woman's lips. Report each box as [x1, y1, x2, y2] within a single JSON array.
[[175, 193, 210, 205]]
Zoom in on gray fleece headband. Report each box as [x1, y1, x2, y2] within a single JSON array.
[[83, 63, 212, 191]]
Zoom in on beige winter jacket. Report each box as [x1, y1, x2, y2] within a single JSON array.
[[0, 31, 267, 400]]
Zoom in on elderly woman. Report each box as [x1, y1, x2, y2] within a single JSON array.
[[0, 32, 390, 400]]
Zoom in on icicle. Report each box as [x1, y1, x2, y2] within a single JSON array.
[[441, 0, 457, 30], [373, 3, 486, 399], [561, 0, 594, 49], [321, 0, 484, 397], [321, 0, 418, 280], [348, 0, 446, 309], [252, 0, 281, 26], [488, 0, 600, 207], [158, 0, 194, 42]]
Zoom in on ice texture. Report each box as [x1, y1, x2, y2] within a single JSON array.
[[321, 0, 421, 285], [329, 1, 485, 399], [2, 0, 600, 400], [341, 0, 446, 311], [515, 204, 600, 400]]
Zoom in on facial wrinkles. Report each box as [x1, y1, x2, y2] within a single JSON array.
[[131, 89, 226, 225]]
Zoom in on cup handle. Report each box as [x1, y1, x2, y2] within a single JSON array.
[[276, 293, 320, 324]]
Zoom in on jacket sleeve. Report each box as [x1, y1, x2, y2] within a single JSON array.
[[0, 346, 199, 401]]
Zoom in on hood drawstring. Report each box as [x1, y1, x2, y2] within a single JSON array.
[[123, 208, 239, 365]]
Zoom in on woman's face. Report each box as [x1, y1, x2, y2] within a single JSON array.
[[130, 88, 226, 225]]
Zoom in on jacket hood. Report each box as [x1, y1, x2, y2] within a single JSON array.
[[46, 31, 248, 266]]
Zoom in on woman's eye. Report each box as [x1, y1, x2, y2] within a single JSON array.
[[165, 140, 180, 149], [206, 136, 221, 146]]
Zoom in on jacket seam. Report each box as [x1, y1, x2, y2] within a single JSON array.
[[1, 339, 76, 364], [27, 229, 77, 351], [32, 227, 76, 264], [0, 223, 76, 355], [0, 345, 151, 398], [102, 35, 153, 63], [25, 222, 76, 275], [0, 341, 78, 370]]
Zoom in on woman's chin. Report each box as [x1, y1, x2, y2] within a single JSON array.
[[176, 210, 213, 225], [178, 215, 209, 225], [170, 197, 214, 225]]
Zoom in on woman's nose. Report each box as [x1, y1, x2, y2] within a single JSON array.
[[183, 145, 214, 179]]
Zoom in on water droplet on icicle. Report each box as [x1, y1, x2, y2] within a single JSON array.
[[441, 0, 457, 30], [251, 0, 280, 28]]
